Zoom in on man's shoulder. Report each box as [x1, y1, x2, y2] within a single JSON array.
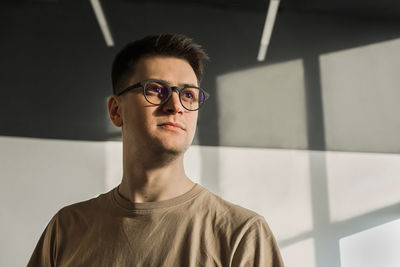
[[56, 188, 114, 222], [196, 186, 265, 229]]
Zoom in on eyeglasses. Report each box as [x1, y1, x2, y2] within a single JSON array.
[[117, 79, 210, 111]]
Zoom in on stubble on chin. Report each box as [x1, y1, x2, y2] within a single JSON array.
[[149, 138, 191, 165], [130, 130, 186, 166]]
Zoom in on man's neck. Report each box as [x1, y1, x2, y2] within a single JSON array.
[[118, 154, 195, 203]]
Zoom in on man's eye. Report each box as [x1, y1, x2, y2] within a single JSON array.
[[182, 89, 198, 100], [146, 85, 162, 94], [184, 92, 194, 98], [151, 86, 161, 92]]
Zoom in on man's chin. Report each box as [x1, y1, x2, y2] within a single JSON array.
[[152, 139, 190, 155], [161, 144, 190, 156], [147, 146, 186, 167]]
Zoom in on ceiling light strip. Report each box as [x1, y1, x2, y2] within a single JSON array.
[[257, 0, 280, 61], [90, 0, 114, 47]]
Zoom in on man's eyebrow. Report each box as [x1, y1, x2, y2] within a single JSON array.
[[155, 79, 197, 87], [182, 83, 198, 87]]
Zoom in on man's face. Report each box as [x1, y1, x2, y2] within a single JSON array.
[[109, 55, 199, 157]]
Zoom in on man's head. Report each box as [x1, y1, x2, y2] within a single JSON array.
[[111, 34, 209, 95], [108, 34, 209, 166]]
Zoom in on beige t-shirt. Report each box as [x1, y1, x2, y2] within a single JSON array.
[[28, 184, 284, 267]]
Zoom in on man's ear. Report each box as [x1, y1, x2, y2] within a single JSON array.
[[108, 95, 123, 127]]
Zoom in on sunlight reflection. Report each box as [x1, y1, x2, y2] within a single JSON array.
[[212, 146, 312, 241], [104, 141, 122, 191], [340, 218, 400, 267], [184, 145, 203, 184], [216, 59, 307, 149], [326, 151, 400, 222]]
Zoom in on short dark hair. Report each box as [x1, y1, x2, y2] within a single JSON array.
[[111, 33, 209, 95]]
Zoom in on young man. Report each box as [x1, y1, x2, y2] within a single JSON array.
[[28, 34, 284, 266]]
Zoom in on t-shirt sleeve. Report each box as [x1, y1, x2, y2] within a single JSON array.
[[231, 216, 285, 267], [27, 213, 59, 267]]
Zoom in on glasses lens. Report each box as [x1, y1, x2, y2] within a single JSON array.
[[144, 81, 170, 104], [181, 87, 204, 111]]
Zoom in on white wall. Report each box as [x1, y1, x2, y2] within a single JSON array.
[[1, 136, 400, 267], [0, 137, 106, 267], [340, 218, 400, 267]]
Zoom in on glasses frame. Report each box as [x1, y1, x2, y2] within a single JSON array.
[[117, 79, 210, 111]]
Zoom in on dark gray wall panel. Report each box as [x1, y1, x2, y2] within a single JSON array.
[[0, 1, 116, 140]]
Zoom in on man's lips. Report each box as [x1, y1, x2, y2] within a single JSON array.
[[158, 122, 186, 130]]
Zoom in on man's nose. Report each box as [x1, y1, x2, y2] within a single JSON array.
[[162, 90, 184, 114]]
